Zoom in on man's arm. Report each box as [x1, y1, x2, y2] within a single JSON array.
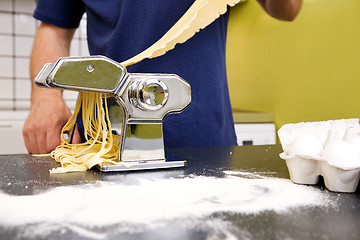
[[257, 0, 303, 21], [23, 22, 81, 154]]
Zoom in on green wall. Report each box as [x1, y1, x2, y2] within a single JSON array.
[[226, 0, 360, 132]]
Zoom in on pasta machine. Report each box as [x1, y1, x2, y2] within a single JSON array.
[[34, 56, 191, 172]]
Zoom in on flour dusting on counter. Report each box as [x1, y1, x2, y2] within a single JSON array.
[[0, 172, 332, 239]]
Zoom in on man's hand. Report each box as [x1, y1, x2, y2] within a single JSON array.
[[23, 89, 81, 154], [23, 22, 77, 154]]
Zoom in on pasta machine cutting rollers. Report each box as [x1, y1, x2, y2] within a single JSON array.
[[34, 56, 191, 172]]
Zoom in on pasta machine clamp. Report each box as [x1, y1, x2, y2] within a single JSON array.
[[34, 56, 191, 172]]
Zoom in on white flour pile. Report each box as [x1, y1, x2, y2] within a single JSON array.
[[0, 171, 332, 239]]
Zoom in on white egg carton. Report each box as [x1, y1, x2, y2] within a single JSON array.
[[278, 119, 360, 193]]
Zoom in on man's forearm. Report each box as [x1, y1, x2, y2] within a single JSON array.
[[30, 23, 75, 102], [23, 22, 76, 154], [257, 0, 303, 21]]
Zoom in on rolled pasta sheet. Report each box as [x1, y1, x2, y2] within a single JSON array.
[[121, 0, 243, 66]]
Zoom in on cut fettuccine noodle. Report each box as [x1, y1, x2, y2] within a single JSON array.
[[50, 92, 120, 173]]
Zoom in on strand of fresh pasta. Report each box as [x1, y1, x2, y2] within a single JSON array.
[[50, 92, 120, 173]]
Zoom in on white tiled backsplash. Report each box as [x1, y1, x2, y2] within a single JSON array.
[[0, 0, 89, 154], [0, 0, 89, 112]]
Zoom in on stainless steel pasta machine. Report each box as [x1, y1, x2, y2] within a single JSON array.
[[34, 56, 191, 172]]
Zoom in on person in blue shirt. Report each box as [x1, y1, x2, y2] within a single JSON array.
[[23, 0, 302, 154]]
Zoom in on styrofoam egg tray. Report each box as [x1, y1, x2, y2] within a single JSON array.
[[278, 119, 360, 193]]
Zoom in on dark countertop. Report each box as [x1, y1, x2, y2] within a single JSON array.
[[0, 145, 359, 240]]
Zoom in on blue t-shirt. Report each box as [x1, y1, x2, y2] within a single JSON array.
[[34, 0, 237, 148]]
